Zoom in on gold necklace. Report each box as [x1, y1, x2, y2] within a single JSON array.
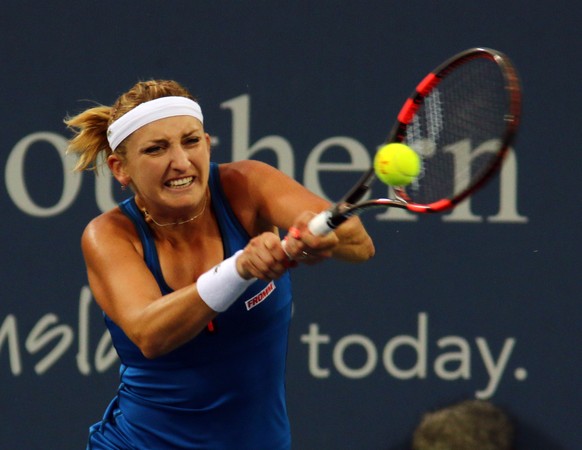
[[142, 192, 208, 227]]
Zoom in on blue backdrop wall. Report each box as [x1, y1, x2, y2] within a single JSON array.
[[1, 1, 580, 449]]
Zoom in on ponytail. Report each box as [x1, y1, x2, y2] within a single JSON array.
[[65, 105, 113, 172]]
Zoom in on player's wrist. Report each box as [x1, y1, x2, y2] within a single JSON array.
[[234, 253, 253, 280], [197, 250, 256, 312]]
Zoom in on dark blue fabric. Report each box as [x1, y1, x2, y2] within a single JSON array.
[[88, 162, 292, 449]]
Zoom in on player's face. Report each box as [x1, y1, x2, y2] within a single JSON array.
[[121, 115, 211, 219]]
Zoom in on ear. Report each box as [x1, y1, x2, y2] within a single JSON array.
[[107, 154, 131, 187], [205, 132, 212, 155]]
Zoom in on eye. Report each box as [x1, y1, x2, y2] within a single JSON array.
[[143, 145, 164, 155], [184, 136, 201, 146]]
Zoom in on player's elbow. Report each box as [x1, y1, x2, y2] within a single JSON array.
[[130, 329, 167, 360], [140, 343, 164, 360]]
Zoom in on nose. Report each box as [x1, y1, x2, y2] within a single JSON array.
[[169, 145, 191, 170]]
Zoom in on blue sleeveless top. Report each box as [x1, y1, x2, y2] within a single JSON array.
[[88, 163, 292, 450]]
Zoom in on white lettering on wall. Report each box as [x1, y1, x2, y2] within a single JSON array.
[[434, 336, 471, 380], [304, 137, 371, 200], [333, 334, 377, 379], [221, 94, 296, 178], [301, 324, 331, 378], [300, 312, 527, 399], [442, 139, 527, 223], [383, 312, 428, 379], [221, 94, 527, 223], [0, 286, 118, 376], [25, 314, 74, 375], [4, 94, 527, 223], [0, 315, 23, 375], [5, 132, 81, 217], [375, 140, 527, 223], [475, 337, 516, 399]]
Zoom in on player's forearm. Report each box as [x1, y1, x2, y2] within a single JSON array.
[[130, 285, 217, 359]]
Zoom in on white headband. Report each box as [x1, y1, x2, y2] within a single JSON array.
[[107, 96, 204, 151]]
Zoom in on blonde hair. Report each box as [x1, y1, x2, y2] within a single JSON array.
[[412, 400, 514, 450], [65, 80, 195, 172]]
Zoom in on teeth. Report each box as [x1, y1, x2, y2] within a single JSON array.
[[167, 177, 193, 188]]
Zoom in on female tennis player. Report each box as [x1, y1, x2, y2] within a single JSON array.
[[65, 79, 374, 449]]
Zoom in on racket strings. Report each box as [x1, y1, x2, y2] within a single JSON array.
[[403, 57, 511, 204]]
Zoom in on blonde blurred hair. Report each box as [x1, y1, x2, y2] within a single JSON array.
[[412, 400, 514, 450], [65, 80, 194, 172]]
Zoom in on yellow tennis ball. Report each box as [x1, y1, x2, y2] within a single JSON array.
[[373, 143, 421, 186]]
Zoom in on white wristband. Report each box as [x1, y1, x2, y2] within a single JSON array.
[[197, 250, 256, 312]]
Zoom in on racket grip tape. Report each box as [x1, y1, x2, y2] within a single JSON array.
[[281, 209, 345, 259], [280, 211, 332, 259], [308, 210, 335, 236]]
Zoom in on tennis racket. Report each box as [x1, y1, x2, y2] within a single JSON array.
[[308, 47, 522, 236]]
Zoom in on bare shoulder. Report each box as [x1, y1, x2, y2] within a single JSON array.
[[81, 207, 141, 260], [218, 160, 291, 210], [219, 159, 314, 197], [219, 159, 284, 184], [218, 160, 329, 231]]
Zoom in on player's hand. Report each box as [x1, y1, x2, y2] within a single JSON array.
[[283, 211, 338, 265], [237, 232, 295, 281]]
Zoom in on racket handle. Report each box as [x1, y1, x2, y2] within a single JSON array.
[[308, 210, 334, 236], [280, 211, 332, 259], [281, 210, 344, 259], [282, 210, 344, 259], [281, 211, 332, 260]]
